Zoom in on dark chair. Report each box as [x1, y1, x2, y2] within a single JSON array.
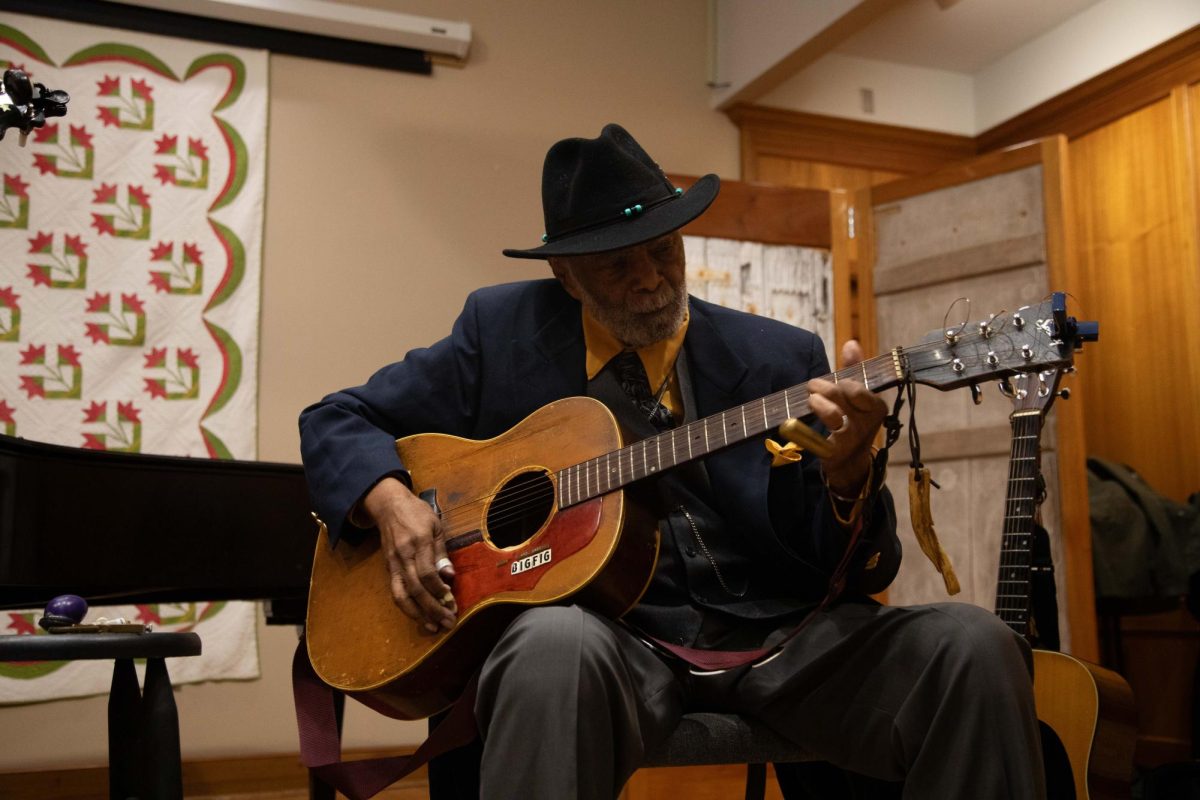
[[338, 707, 896, 800], [420, 709, 811, 800], [643, 712, 812, 800]]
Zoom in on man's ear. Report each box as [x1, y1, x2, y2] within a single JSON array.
[[549, 258, 582, 301]]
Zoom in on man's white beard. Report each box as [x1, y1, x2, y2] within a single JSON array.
[[579, 279, 688, 349]]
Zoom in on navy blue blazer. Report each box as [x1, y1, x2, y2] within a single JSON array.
[[299, 279, 899, 600]]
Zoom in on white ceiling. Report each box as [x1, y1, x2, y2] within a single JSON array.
[[716, 0, 1199, 134], [833, 0, 1105, 74]]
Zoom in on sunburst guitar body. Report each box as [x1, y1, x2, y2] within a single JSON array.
[[305, 397, 661, 720]]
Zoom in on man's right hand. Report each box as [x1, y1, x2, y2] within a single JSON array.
[[361, 476, 458, 633]]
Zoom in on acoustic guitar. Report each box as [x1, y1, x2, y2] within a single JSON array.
[[993, 369, 1137, 799], [307, 293, 1097, 720]]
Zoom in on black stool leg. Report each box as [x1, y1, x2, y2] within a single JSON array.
[[140, 657, 183, 799], [746, 763, 767, 800], [109, 657, 141, 800]]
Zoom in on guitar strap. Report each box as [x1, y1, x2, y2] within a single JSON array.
[[291, 637, 480, 800], [1029, 519, 1061, 651]]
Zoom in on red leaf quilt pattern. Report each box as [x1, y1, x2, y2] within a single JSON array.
[[0, 14, 267, 702]]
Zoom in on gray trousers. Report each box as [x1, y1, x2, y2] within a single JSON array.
[[474, 601, 1046, 800]]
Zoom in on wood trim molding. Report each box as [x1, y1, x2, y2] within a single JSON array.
[[850, 186, 879, 359], [830, 189, 856, 359], [726, 103, 976, 179], [977, 24, 1200, 151], [0, 749, 426, 800], [1039, 135, 1098, 664], [0, 749, 427, 799], [869, 139, 1045, 205]]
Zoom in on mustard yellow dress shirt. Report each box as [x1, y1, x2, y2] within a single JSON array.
[[582, 307, 689, 420]]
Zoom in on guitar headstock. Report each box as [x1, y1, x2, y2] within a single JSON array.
[[1003, 369, 1065, 416], [904, 292, 1097, 392]]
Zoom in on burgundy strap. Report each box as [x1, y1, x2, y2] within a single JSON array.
[[291, 638, 479, 800]]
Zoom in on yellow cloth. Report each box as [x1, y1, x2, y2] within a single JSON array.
[[583, 308, 689, 419], [908, 466, 961, 595], [764, 438, 803, 466]]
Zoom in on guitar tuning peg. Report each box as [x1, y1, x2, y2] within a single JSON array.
[[970, 384, 983, 405], [1057, 388, 1071, 400], [997, 378, 1014, 398]]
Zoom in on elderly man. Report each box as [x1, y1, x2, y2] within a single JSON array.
[[299, 124, 1044, 799]]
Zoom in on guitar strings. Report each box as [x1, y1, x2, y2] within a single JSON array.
[[439, 336, 1049, 538], [435, 328, 1058, 540], [445, 376, 1032, 540]]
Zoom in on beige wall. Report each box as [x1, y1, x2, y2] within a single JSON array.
[[1, 0, 738, 771]]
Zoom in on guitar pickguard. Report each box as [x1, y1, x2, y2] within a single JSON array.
[[451, 499, 603, 609]]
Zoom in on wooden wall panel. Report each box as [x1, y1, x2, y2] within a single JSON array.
[[1112, 601, 1200, 766], [754, 156, 904, 194], [1067, 91, 1200, 503]]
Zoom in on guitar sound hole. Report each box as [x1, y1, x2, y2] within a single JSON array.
[[486, 469, 555, 549]]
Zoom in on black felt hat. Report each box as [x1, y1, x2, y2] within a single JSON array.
[[503, 123, 720, 260]]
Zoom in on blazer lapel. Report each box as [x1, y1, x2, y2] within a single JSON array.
[[511, 296, 587, 412], [685, 299, 768, 415], [684, 299, 779, 547]]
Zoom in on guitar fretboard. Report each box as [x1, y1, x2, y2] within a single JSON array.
[[993, 410, 1044, 635], [556, 350, 906, 508]]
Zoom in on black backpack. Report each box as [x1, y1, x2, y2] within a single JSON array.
[[1087, 457, 1200, 601]]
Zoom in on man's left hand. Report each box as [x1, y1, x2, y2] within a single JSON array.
[[807, 340, 886, 496]]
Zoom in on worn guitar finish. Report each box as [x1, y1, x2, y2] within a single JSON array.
[[306, 397, 659, 720], [994, 371, 1136, 800], [307, 294, 1097, 720]]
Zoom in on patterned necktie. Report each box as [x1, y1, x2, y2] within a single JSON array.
[[608, 350, 675, 431]]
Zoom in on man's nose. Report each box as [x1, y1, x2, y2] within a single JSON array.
[[627, 248, 661, 290]]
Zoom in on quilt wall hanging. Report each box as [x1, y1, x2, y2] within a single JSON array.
[[0, 12, 268, 703]]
